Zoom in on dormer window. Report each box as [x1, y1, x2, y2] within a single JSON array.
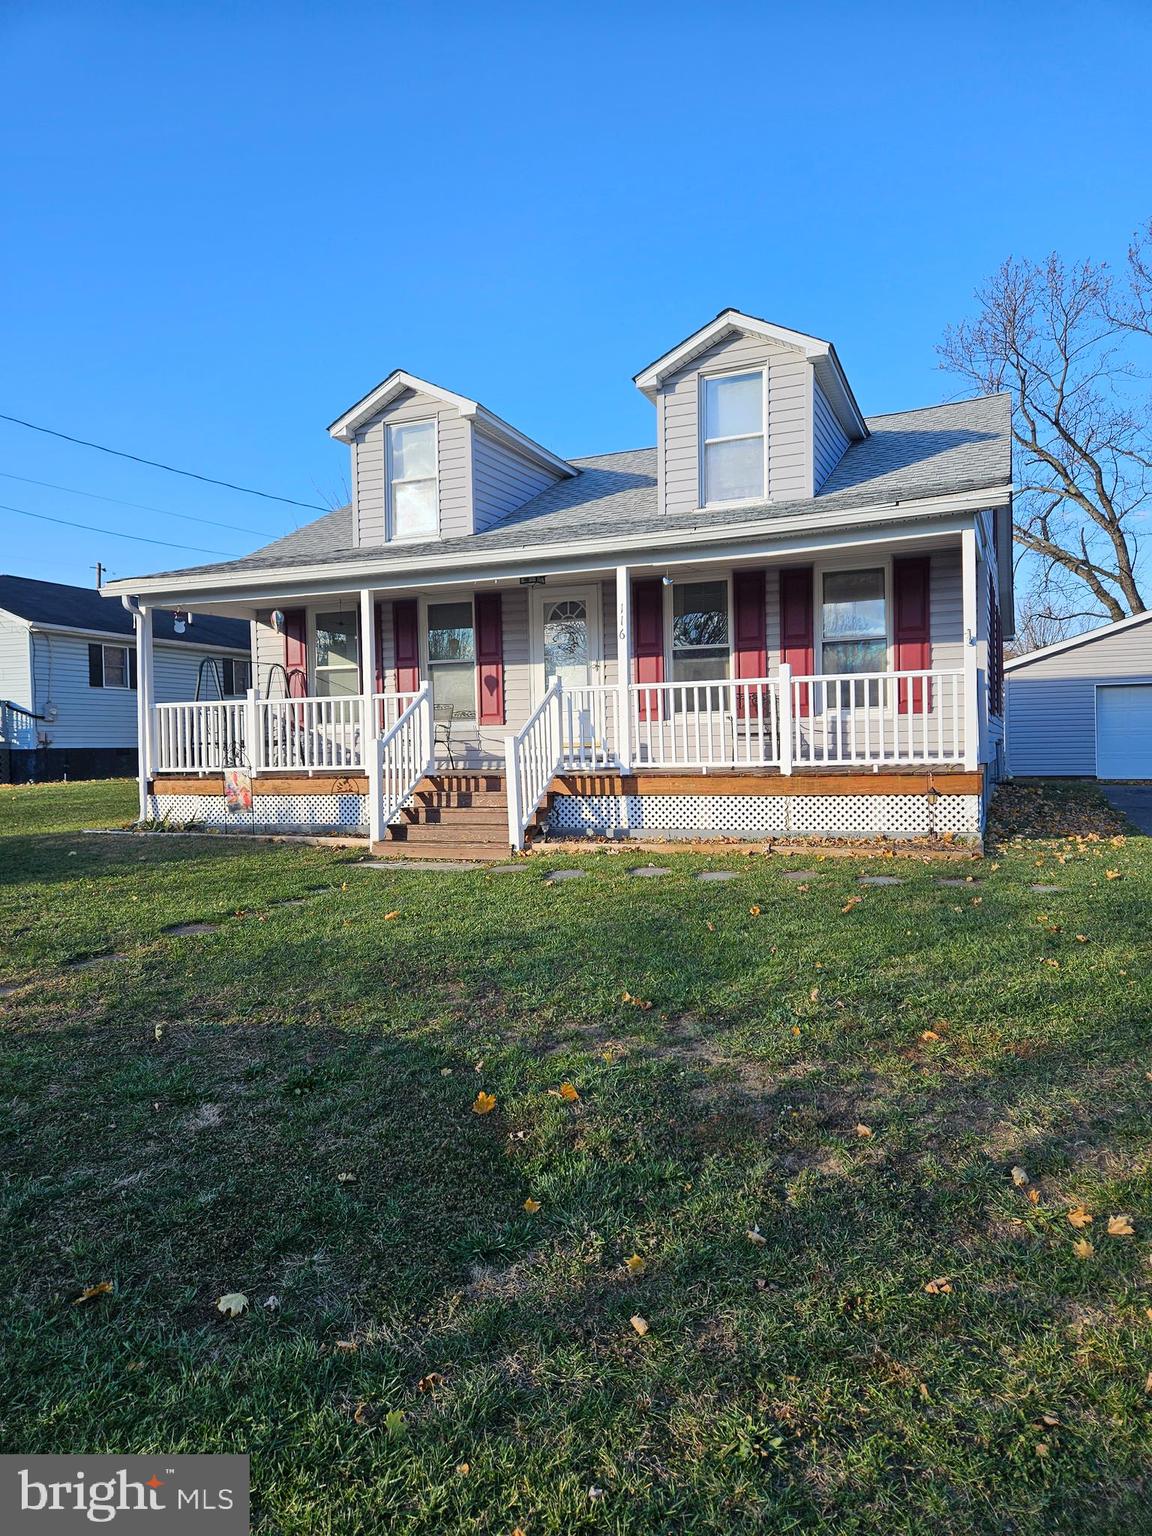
[[387, 419, 438, 539], [702, 371, 765, 505]]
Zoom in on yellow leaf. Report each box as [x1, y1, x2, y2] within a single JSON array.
[[1145, 1371, 1152, 1395], [749, 905, 761, 917], [558, 1082, 580, 1102], [472, 1091, 497, 1115], [1106, 869, 1122, 880], [523, 1198, 542, 1214], [1073, 1238, 1095, 1259], [1027, 1188, 1040, 1204], [334, 1339, 358, 1353], [1011, 1166, 1030, 1187], [73, 1281, 113, 1305], [417, 1372, 445, 1393], [625, 1254, 647, 1275], [855, 1123, 873, 1139], [746, 1228, 768, 1246], [630, 1314, 649, 1336], [1107, 1214, 1135, 1237], [1074, 934, 1089, 943], [923, 1277, 952, 1294], [921, 1029, 941, 1043], [841, 897, 861, 913], [1067, 1207, 1092, 1229], [216, 1292, 248, 1318], [353, 1401, 369, 1424], [384, 910, 399, 921], [621, 990, 631, 1002], [456, 1463, 470, 1476], [790, 1025, 801, 1037]]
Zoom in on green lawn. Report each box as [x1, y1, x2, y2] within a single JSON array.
[[1, 777, 1150, 1534]]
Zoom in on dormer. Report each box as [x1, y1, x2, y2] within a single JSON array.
[[634, 310, 868, 518], [328, 371, 574, 548]]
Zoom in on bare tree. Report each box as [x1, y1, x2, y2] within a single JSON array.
[[940, 228, 1152, 624], [1005, 593, 1083, 659]]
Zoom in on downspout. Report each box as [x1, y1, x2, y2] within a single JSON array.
[[121, 595, 150, 820]]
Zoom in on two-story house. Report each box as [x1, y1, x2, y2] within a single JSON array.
[[102, 310, 1012, 854]]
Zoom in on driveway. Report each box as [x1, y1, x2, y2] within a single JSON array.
[[1100, 783, 1152, 834]]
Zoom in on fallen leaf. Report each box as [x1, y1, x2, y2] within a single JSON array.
[[749, 905, 761, 917], [855, 1123, 873, 1139], [73, 1281, 113, 1305], [334, 1339, 358, 1353], [263, 1295, 281, 1312], [1038, 1412, 1060, 1427], [923, 1277, 952, 1294], [625, 1254, 647, 1275], [336, 1171, 356, 1184], [1035, 1442, 1049, 1457], [216, 1292, 248, 1318], [1027, 1188, 1040, 1204], [1067, 1208, 1093, 1229], [557, 1082, 580, 1103], [353, 1401, 369, 1424], [384, 910, 399, 921], [841, 897, 862, 913], [1011, 1166, 1030, 1187], [153, 1023, 165, 1042], [790, 1025, 801, 1037], [472, 1091, 497, 1115], [920, 1029, 941, 1043], [1145, 1372, 1152, 1395], [1107, 1214, 1135, 1237], [630, 1314, 650, 1336], [456, 1463, 470, 1476], [1073, 1238, 1095, 1259], [1074, 934, 1089, 943], [746, 1228, 768, 1246], [1106, 869, 1122, 880], [417, 1372, 445, 1393], [523, 1198, 542, 1214]]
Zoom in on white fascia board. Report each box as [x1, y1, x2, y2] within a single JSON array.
[[327, 370, 573, 478], [26, 621, 248, 654], [104, 490, 998, 609], [1004, 607, 1152, 672]]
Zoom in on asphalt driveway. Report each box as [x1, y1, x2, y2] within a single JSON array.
[[1100, 783, 1152, 833]]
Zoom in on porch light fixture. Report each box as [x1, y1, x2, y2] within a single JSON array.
[[661, 575, 674, 587]]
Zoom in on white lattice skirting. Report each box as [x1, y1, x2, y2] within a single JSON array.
[[148, 793, 368, 833], [549, 793, 983, 840]]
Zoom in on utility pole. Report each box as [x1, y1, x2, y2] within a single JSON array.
[[92, 561, 105, 588]]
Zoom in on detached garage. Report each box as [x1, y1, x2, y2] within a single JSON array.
[[1006, 610, 1152, 779]]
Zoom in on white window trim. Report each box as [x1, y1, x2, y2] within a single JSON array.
[[385, 416, 440, 543], [420, 593, 479, 721], [813, 557, 893, 677], [222, 657, 252, 697], [101, 643, 132, 689], [663, 572, 735, 680], [308, 607, 361, 696], [698, 368, 769, 510]]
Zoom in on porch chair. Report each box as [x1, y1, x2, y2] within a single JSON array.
[[433, 703, 456, 769]]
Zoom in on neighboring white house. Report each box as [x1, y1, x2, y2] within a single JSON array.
[[101, 308, 1013, 854], [1006, 610, 1152, 780], [0, 574, 251, 783]]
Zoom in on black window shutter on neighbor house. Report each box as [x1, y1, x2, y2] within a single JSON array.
[[129, 649, 138, 689], [88, 644, 104, 687]]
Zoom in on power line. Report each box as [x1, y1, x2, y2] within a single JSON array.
[[0, 500, 232, 556], [0, 469, 276, 537], [0, 411, 330, 512]]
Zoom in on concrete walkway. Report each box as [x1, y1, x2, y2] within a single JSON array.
[[1100, 783, 1152, 834]]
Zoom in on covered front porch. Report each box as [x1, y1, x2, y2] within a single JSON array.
[[136, 525, 987, 849]]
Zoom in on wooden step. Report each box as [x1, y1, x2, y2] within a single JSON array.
[[419, 773, 505, 794], [413, 790, 508, 810], [369, 840, 515, 863], [389, 821, 508, 845], [402, 804, 509, 827]]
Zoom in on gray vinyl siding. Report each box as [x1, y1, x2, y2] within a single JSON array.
[[1005, 615, 1152, 776], [252, 615, 287, 692], [658, 332, 812, 518], [352, 388, 472, 545], [27, 633, 247, 750], [813, 381, 850, 490], [472, 431, 561, 532]]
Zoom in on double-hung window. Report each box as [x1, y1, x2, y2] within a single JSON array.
[[671, 580, 730, 684], [427, 601, 476, 719], [821, 570, 887, 703], [702, 372, 765, 504], [88, 643, 134, 689], [387, 420, 438, 540], [314, 611, 360, 696]]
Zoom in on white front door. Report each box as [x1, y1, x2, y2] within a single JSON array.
[[532, 586, 602, 702]]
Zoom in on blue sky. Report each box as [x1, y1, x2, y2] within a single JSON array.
[[1, 0, 1148, 588]]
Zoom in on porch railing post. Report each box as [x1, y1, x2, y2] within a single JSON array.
[[363, 690, 383, 844], [504, 734, 524, 851], [134, 604, 154, 821], [245, 687, 261, 776], [961, 525, 980, 770], [778, 663, 794, 775], [615, 563, 632, 772]]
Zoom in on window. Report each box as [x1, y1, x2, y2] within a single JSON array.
[[671, 580, 730, 683], [221, 658, 251, 696], [427, 601, 475, 719], [388, 420, 438, 539], [820, 569, 887, 675], [89, 643, 134, 689], [702, 372, 764, 504], [313, 611, 360, 697]]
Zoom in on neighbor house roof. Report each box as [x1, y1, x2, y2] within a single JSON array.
[[1004, 607, 1152, 672], [0, 574, 250, 649], [110, 392, 1011, 594]]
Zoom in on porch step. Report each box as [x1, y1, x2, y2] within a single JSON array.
[[401, 803, 509, 827], [368, 840, 515, 863], [417, 773, 505, 795], [412, 790, 508, 810], [377, 770, 548, 861], [389, 820, 509, 844]]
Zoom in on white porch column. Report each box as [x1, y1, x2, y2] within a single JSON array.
[[134, 604, 155, 821], [359, 587, 382, 843], [615, 563, 632, 772], [961, 525, 980, 771]]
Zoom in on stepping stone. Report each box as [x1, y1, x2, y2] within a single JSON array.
[[938, 878, 982, 887], [0, 983, 24, 999], [696, 870, 740, 882], [545, 868, 586, 882], [1030, 884, 1064, 894], [165, 922, 217, 937], [630, 866, 671, 877], [859, 875, 903, 886], [779, 869, 818, 880]]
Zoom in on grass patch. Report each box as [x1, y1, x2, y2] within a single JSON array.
[[1, 778, 1151, 1533]]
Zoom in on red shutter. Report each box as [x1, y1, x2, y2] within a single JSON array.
[[631, 578, 664, 722], [283, 609, 308, 697], [475, 592, 505, 725], [893, 557, 931, 712], [988, 569, 1004, 716], [733, 569, 767, 718], [393, 599, 420, 695], [374, 601, 385, 695], [779, 567, 814, 717]]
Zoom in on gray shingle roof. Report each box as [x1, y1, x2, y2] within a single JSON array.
[[125, 393, 1011, 585], [0, 573, 250, 648]]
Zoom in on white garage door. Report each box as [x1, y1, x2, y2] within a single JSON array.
[[1096, 684, 1152, 779]]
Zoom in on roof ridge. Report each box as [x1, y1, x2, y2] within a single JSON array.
[[864, 391, 1011, 422]]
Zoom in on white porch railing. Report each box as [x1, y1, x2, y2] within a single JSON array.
[[375, 683, 433, 835], [629, 679, 782, 769], [257, 694, 364, 771], [373, 690, 420, 734], [505, 679, 561, 849], [559, 684, 619, 769], [154, 699, 249, 772], [790, 669, 964, 766]]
